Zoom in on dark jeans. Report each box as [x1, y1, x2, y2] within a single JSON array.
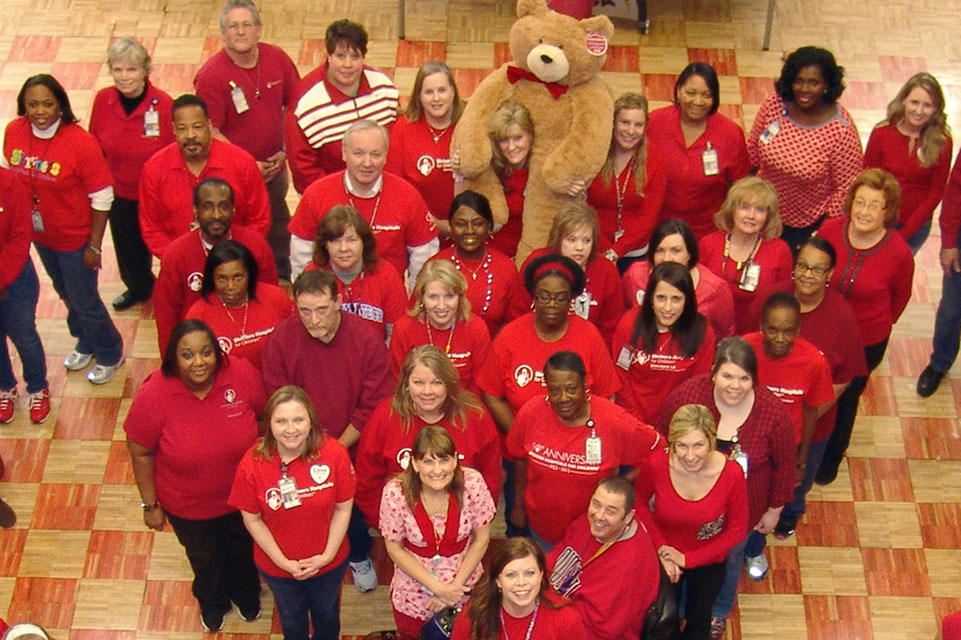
[[712, 533, 765, 619], [502, 458, 532, 538], [266, 170, 291, 281], [260, 558, 348, 640], [781, 217, 825, 259], [821, 339, 889, 475], [34, 244, 123, 365], [783, 438, 829, 518], [0, 259, 48, 393], [166, 510, 261, 617], [347, 504, 372, 563], [930, 267, 961, 374], [108, 196, 155, 299], [675, 561, 727, 640], [900, 220, 932, 256]]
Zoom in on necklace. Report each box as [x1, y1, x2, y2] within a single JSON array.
[[340, 270, 365, 305], [426, 319, 455, 354], [500, 602, 539, 640], [449, 251, 494, 314], [427, 123, 450, 144], [221, 294, 249, 335], [27, 133, 56, 212], [613, 155, 635, 238]]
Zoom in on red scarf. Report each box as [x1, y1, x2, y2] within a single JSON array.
[[506, 65, 569, 100], [404, 493, 468, 558]]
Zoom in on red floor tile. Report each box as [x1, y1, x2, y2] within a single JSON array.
[[602, 46, 640, 73], [200, 36, 222, 64], [861, 547, 930, 596], [0, 439, 50, 482], [934, 598, 961, 628], [838, 81, 889, 111], [103, 441, 136, 485], [885, 337, 932, 377], [7, 577, 77, 630], [804, 595, 874, 640], [139, 580, 203, 631], [149, 64, 201, 96], [493, 42, 512, 69], [689, 48, 737, 76], [53, 397, 121, 441], [68, 631, 138, 640], [917, 502, 961, 548], [717, 103, 744, 129], [642, 73, 676, 102], [9, 36, 61, 63], [82, 530, 154, 580], [796, 501, 860, 547], [738, 545, 802, 594], [30, 483, 101, 530], [395, 40, 446, 68], [901, 417, 961, 461], [738, 76, 773, 105], [859, 374, 897, 417], [49, 62, 102, 91], [122, 358, 162, 400], [878, 56, 927, 84], [0, 528, 27, 576], [849, 458, 915, 502], [451, 68, 494, 99], [0, 89, 18, 121], [297, 39, 326, 67]]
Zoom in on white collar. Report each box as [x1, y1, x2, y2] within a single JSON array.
[[343, 171, 383, 198], [31, 118, 61, 139]]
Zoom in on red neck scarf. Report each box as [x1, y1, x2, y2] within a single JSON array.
[[506, 65, 569, 100], [405, 493, 467, 558]]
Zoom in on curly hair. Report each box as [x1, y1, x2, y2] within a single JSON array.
[[775, 46, 845, 104]]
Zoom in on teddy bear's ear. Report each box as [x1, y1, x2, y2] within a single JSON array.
[[579, 14, 614, 38], [516, 0, 549, 19]]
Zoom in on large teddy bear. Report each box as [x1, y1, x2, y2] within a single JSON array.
[[451, 0, 615, 265]]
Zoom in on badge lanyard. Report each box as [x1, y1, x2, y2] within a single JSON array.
[[278, 459, 302, 509], [721, 232, 762, 292], [143, 98, 160, 138], [585, 418, 602, 464], [499, 602, 539, 640]]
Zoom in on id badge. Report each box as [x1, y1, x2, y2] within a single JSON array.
[[739, 262, 761, 292], [143, 108, 160, 138], [279, 476, 302, 509], [585, 435, 602, 464], [573, 291, 591, 319], [730, 445, 749, 478], [702, 146, 719, 176], [616, 346, 633, 371], [31, 209, 44, 233], [613, 229, 625, 242], [759, 120, 781, 145], [231, 84, 250, 114]]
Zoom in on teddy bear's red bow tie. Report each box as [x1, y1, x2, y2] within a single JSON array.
[[506, 65, 569, 99]]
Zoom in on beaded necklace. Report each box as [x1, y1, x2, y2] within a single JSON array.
[[449, 251, 493, 314]]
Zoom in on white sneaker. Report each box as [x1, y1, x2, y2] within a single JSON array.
[[64, 350, 93, 371], [349, 558, 378, 592], [87, 358, 124, 385], [746, 553, 769, 580]]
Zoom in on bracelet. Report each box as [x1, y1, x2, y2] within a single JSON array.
[[140, 501, 160, 512], [796, 463, 807, 469], [87, 245, 102, 255]]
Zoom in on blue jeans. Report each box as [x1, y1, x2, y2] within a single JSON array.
[[347, 504, 372, 564], [783, 438, 828, 518], [930, 266, 961, 374], [711, 532, 766, 619], [899, 220, 932, 255], [261, 559, 348, 640], [0, 259, 48, 393], [34, 244, 123, 366]]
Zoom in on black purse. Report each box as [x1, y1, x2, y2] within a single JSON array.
[[641, 564, 680, 640], [419, 606, 461, 640]]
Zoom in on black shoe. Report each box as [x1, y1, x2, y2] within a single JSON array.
[[814, 461, 839, 486], [917, 365, 945, 398], [773, 512, 798, 539], [0, 497, 16, 528], [112, 290, 144, 311], [200, 609, 225, 632], [238, 603, 261, 622]]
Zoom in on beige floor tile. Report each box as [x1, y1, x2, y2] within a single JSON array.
[[923, 548, 961, 598], [736, 594, 807, 639], [868, 596, 938, 640], [92, 484, 149, 532], [146, 530, 194, 581], [798, 547, 868, 595], [847, 416, 907, 459], [908, 459, 961, 502], [41, 440, 110, 485], [854, 502, 923, 548], [18, 529, 91, 578], [72, 578, 147, 629]]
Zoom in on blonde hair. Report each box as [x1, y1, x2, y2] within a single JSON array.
[[488, 100, 533, 180], [599, 92, 649, 195], [668, 403, 717, 451], [713, 176, 783, 240], [390, 345, 484, 432], [547, 202, 600, 264], [254, 386, 324, 462], [880, 72, 950, 168], [409, 259, 472, 322]]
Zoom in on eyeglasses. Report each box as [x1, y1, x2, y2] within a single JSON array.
[[795, 261, 828, 276], [226, 21, 255, 32], [852, 198, 885, 213], [534, 291, 571, 306]]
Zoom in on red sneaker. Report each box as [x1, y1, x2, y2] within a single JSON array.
[[28, 389, 50, 424], [0, 389, 15, 424]]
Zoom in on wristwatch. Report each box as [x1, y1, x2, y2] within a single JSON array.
[[140, 501, 160, 512]]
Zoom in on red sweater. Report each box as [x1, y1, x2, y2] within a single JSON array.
[[698, 231, 794, 335], [0, 167, 33, 291], [451, 593, 588, 640], [354, 398, 501, 528], [634, 450, 748, 567], [385, 115, 455, 218], [646, 105, 751, 239], [507, 395, 661, 544], [612, 307, 715, 424], [512, 248, 624, 349], [139, 139, 270, 257], [585, 141, 667, 255], [152, 226, 278, 356], [390, 314, 492, 394], [306, 260, 407, 340], [427, 246, 519, 337], [490, 168, 527, 258], [3, 119, 113, 251], [88, 81, 175, 200], [863, 123, 953, 240], [818, 217, 914, 346]]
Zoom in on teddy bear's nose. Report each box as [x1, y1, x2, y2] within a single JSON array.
[[540, 54, 553, 64]]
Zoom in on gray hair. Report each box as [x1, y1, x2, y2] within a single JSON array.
[[106, 37, 151, 76], [343, 119, 390, 150], [219, 0, 262, 31]]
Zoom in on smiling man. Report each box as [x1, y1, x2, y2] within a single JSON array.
[[285, 18, 398, 194], [139, 94, 270, 258]]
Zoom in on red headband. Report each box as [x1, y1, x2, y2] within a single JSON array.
[[532, 258, 576, 284]]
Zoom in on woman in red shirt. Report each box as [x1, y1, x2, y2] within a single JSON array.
[[229, 385, 354, 640], [586, 92, 667, 266], [487, 100, 533, 259], [646, 62, 751, 241], [698, 177, 793, 334], [635, 403, 748, 640], [613, 261, 715, 424], [186, 240, 292, 370], [864, 72, 953, 253], [512, 202, 624, 348]]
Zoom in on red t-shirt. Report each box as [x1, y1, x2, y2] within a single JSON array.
[[698, 231, 794, 335], [450, 593, 588, 640], [428, 247, 519, 337], [124, 358, 265, 519], [507, 395, 660, 544], [289, 170, 437, 277], [194, 44, 300, 161], [390, 314, 491, 394], [634, 449, 748, 567], [489, 168, 527, 258], [186, 283, 293, 370], [476, 313, 620, 413], [88, 81, 175, 200], [139, 138, 270, 257], [354, 398, 501, 528], [0, 167, 33, 291], [306, 260, 407, 340], [646, 105, 751, 239], [612, 307, 715, 424], [512, 248, 624, 349], [3, 119, 113, 251], [585, 141, 667, 255], [228, 436, 355, 577], [385, 115, 455, 218]]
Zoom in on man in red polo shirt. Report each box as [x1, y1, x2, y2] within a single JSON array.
[[153, 178, 277, 355], [139, 94, 270, 258], [194, 0, 300, 281], [288, 120, 438, 288], [285, 18, 398, 194]]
